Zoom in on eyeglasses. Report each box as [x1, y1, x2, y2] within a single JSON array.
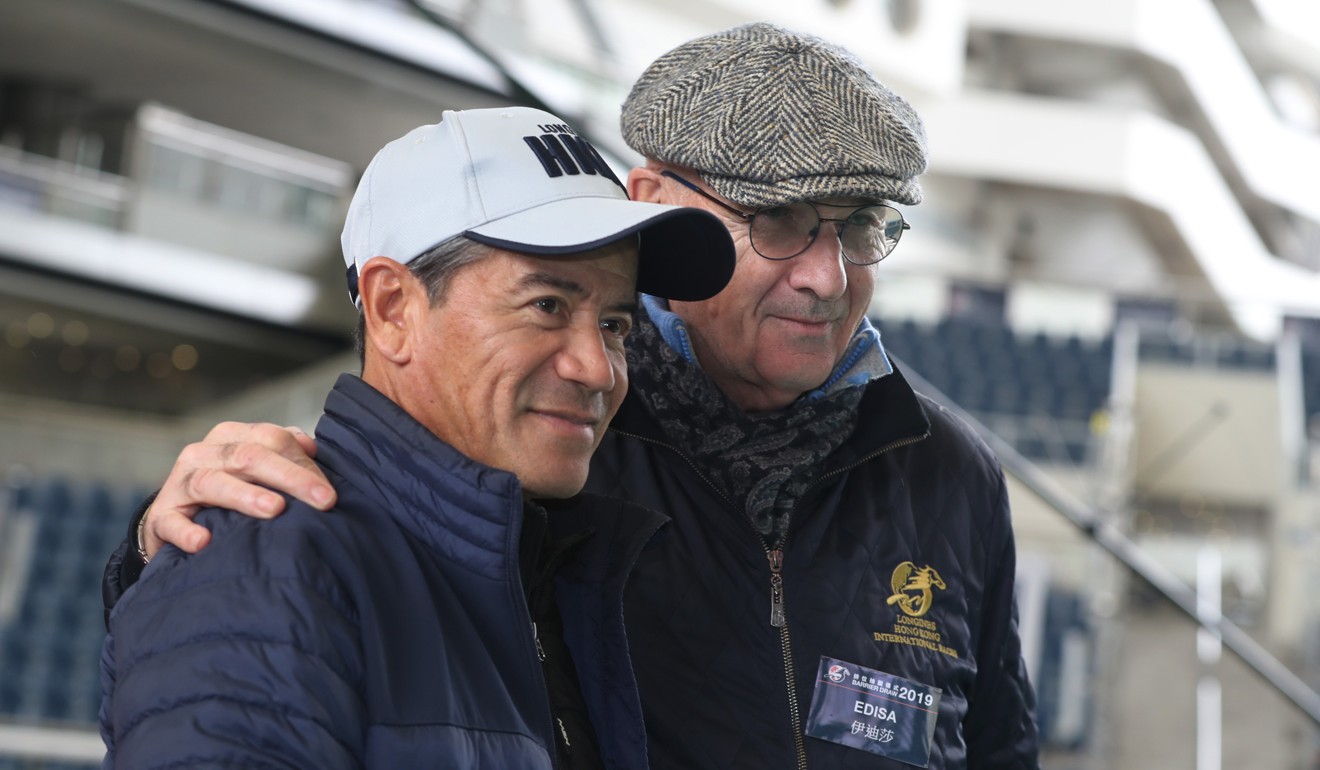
[[661, 171, 909, 265]]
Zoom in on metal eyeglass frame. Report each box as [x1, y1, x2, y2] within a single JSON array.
[[659, 170, 909, 265]]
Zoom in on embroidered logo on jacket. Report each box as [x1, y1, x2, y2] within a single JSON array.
[[874, 561, 959, 659], [885, 561, 945, 617]]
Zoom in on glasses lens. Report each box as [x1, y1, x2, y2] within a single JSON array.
[[840, 206, 905, 265], [749, 202, 907, 264], [749, 202, 820, 260]]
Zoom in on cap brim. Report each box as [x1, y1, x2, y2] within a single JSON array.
[[703, 170, 923, 208], [465, 197, 734, 302]]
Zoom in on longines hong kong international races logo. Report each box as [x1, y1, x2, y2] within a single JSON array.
[[885, 561, 945, 617], [874, 561, 960, 659]]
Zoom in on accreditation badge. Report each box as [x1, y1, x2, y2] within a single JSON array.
[[804, 655, 941, 767]]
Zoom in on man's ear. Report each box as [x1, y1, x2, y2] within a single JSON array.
[[358, 256, 420, 365], [627, 165, 668, 204]]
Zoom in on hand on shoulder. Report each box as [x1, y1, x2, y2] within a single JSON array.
[[139, 421, 335, 560]]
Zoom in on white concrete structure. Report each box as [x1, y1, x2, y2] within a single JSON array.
[[4, 1, 1320, 766]]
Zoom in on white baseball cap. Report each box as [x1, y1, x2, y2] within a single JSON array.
[[341, 107, 734, 304]]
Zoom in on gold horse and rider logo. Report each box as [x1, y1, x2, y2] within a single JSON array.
[[885, 562, 946, 617]]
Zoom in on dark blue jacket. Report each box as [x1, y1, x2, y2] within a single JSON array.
[[586, 365, 1039, 769], [100, 374, 661, 769]]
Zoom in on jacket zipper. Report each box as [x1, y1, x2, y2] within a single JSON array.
[[766, 546, 806, 769], [532, 620, 569, 767], [611, 428, 929, 770], [530, 622, 561, 770], [771, 431, 929, 770]]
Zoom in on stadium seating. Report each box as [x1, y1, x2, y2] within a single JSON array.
[[880, 317, 1113, 465], [1301, 347, 1320, 436], [882, 315, 1309, 464], [0, 476, 142, 732]]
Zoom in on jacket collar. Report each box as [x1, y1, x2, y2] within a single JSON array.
[[314, 373, 526, 584], [826, 360, 932, 468]]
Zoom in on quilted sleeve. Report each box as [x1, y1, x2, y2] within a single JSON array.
[[963, 471, 1042, 770], [100, 508, 365, 770], [101, 492, 153, 630]]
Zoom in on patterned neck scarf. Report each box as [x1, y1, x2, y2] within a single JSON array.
[[625, 296, 892, 543]]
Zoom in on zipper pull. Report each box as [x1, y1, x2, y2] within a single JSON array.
[[768, 549, 786, 628], [533, 621, 547, 661], [556, 716, 573, 755]]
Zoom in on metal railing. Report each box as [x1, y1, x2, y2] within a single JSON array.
[[893, 354, 1320, 727]]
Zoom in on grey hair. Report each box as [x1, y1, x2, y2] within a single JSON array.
[[353, 235, 493, 367]]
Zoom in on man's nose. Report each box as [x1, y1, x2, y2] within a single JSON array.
[[786, 222, 848, 300], [557, 324, 617, 392]]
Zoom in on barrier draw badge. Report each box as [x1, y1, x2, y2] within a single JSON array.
[[804, 655, 941, 767]]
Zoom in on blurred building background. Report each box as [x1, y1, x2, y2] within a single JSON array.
[[2, 0, 1320, 767]]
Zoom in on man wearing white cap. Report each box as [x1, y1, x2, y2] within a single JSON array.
[[97, 106, 733, 769]]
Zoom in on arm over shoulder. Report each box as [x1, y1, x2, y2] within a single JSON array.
[[102, 492, 154, 630]]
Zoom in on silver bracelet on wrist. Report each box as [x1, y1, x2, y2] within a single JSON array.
[[135, 512, 151, 564]]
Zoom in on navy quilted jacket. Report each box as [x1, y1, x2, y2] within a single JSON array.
[[585, 365, 1040, 769], [100, 374, 661, 769]]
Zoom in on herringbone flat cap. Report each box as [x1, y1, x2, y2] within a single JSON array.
[[621, 23, 927, 207]]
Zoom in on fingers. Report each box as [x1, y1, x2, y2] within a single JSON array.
[[286, 425, 319, 459], [142, 422, 337, 559], [199, 422, 336, 510], [144, 507, 212, 557]]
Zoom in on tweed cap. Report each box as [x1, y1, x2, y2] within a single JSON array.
[[621, 23, 928, 207]]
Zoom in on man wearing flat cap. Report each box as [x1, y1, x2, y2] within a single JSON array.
[[105, 23, 1039, 770]]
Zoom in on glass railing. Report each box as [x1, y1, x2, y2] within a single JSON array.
[[0, 145, 128, 230]]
